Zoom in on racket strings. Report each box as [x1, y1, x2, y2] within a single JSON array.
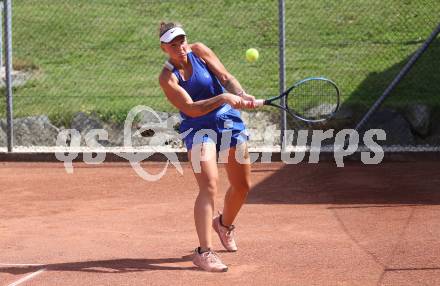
[[287, 79, 339, 120]]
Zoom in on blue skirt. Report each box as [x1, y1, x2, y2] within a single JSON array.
[[179, 104, 249, 152]]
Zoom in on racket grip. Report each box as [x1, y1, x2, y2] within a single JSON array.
[[242, 99, 265, 109], [242, 100, 254, 109], [253, 99, 265, 107], [242, 99, 264, 109]]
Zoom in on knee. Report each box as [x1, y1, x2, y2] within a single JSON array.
[[200, 177, 219, 198]]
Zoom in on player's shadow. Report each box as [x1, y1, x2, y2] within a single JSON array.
[[247, 162, 440, 205], [0, 256, 197, 275]]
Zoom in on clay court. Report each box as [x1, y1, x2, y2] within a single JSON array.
[[1, 159, 439, 286]]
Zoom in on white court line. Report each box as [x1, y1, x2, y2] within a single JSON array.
[[0, 263, 43, 266], [7, 268, 46, 286]]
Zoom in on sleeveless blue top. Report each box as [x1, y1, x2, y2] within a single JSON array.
[[171, 51, 227, 119]]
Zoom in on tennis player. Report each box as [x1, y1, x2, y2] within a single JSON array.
[[158, 22, 255, 272]]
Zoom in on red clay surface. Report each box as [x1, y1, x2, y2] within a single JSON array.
[[0, 161, 439, 285]]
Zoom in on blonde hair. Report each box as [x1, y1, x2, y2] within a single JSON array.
[[159, 21, 183, 38]]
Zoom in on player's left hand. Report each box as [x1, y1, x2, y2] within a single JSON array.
[[241, 92, 256, 102]]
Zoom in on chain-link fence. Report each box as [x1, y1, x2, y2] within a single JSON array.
[[284, 1, 440, 148], [0, 0, 439, 149]]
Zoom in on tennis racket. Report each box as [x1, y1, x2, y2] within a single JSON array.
[[251, 77, 340, 123]]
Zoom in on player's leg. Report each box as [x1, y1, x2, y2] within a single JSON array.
[[213, 142, 251, 252], [189, 142, 229, 272], [222, 142, 251, 226], [189, 142, 218, 251]]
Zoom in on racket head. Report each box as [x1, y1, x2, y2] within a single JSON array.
[[285, 77, 340, 122]]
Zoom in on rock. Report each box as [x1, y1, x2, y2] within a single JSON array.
[[0, 67, 33, 88], [138, 109, 172, 126], [0, 126, 6, 147], [70, 112, 111, 146], [305, 103, 338, 119], [404, 104, 431, 137], [128, 111, 183, 148], [251, 124, 280, 147], [333, 105, 355, 121], [424, 118, 440, 146], [102, 122, 124, 147], [131, 119, 184, 148], [71, 112, 104, 133], [241, 111, 280, 146], [361, 109, 415, 146], [0, 115, 59, 146], [124, 129, 182, 148], [67, 111, 184, 148]]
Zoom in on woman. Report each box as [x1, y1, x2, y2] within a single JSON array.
[[158, 22, 255, 272]]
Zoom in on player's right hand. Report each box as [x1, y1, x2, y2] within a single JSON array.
[[222, 93, 257, 109], [222, 93, 244, 109]]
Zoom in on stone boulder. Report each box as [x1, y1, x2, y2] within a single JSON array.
[[0, 127, 6, 147], [361, 109, 415, 146], [0, 67, 33, 88], [69, 111, 184, 148], [241, 111, 280, 146], [0, 115, 59, 146], [403, 104, 431, 137]]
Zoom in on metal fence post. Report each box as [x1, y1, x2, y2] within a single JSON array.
[[354, 22, 440, 135], [4, 0, 12, 152], [0, 1, 3, 68], [278, 0, 286, 150]]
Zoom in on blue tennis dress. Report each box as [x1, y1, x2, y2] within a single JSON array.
[[166, 51, 248, 151]]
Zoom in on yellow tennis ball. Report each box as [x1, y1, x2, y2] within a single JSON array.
[[246, 48, 259, 63]]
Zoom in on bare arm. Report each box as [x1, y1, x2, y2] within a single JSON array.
[[159, 69, 244, 117], [191, 42, 255, 100]]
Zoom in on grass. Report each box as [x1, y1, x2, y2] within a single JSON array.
[[1, 0, 439, 126]]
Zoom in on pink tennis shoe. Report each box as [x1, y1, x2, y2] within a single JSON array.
[[212, 213, 238, 252], [192, 248, 228, 272]]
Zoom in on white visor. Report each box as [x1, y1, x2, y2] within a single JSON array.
[[160, 27, 186, 43]]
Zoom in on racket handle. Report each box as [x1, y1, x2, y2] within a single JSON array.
[[242, 99, 265, 109], [253, 99, 265, 107], [242, 100, 254, 109]]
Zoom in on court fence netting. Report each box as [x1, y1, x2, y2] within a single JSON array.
[[0, 0, 439, 160]]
